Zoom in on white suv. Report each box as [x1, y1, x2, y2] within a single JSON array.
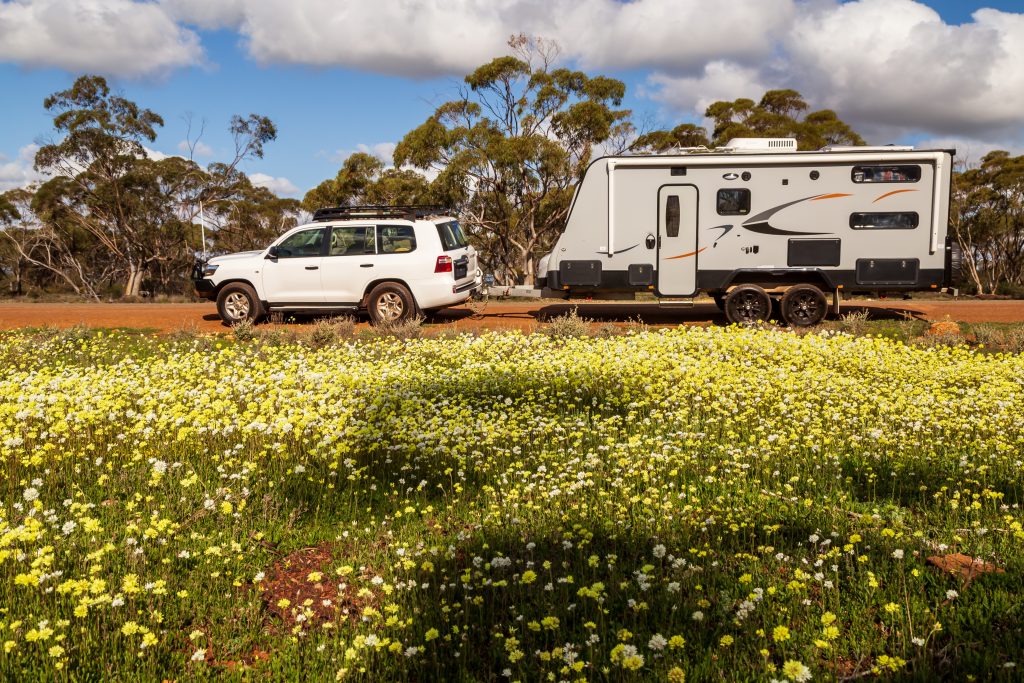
[[193, 206, 481, 325]]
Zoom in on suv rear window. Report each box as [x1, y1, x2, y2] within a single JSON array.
[[436, 221, 468, 251], [378, 225, 416, 254]]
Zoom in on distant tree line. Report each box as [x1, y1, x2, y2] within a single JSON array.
[[1, 38, 1022, 297]]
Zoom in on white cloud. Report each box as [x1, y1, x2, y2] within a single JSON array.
[[784, 1, 1024, 138], [143, 147, 175, 162], [177, 140, 214, 158], [250, 172, 299, 196], [639, 0, 1024, 145], [915, 136, 1024, 168], [163, 0, 793, 78], [333, 142, 397, 165], [644, 61, 768, 119], [0, 0, 203, 78], [555, 0, 793, 72], [0, 144, 46, 192], [161, 0, 247, 30]]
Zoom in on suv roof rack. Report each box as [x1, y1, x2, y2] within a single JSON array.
[[312, 205, 452, 222]]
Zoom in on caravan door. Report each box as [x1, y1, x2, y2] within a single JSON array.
[[657, 185, 699, 296]]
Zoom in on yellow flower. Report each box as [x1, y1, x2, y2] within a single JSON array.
[[772, 626, 791, 643]]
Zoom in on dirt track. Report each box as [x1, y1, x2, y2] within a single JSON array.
[[2, 298, 1024, 334]]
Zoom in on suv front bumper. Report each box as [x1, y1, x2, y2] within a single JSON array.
[[193, 278, 217, 300]]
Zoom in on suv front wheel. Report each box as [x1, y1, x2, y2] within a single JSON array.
[[216, 283, 263, 324], [367, 282, 416, 325]]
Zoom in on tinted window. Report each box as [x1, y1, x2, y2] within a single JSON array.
[[378, 225, 417, 254], [436, 221, 468, 251], [328, 226, 375, 256], [665, 195, 680, 237], [717, 188, 750, 215], [851, 165, 921, 183], [275, 228, 326, 258], [850, 212, 919, 229]]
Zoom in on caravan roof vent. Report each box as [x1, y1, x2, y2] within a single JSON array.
[[721, 138, 798, 153]]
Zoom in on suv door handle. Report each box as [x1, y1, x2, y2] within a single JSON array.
[[305, 265, 319, 270], [360, 264, 374, 268]]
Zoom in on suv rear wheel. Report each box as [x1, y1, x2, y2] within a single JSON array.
[[367, 282, 416, 325], [216, 283, 262, 324]]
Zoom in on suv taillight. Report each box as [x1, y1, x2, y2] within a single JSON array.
[[435, 255, 453, 273]]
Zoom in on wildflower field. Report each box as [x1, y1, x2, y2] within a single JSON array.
[[0, 326, 1022, 681]]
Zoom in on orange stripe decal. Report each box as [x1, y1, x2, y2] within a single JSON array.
[[811, 193, 852, 200], [665, 247, 707, 260], [873, 189, 918, 202]]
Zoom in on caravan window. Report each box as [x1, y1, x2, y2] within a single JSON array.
[[850, 212, 919, 230], [717, 188, 750, 215], [851, 165, 921, 183]]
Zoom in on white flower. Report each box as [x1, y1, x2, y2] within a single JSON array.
[[150, 459, 168, 475], [691, 611, 704, 621], [946, 590, 959, 600], [61, 521, 76, 535], [293, 465, 306, 474], [191, 649, 206, 662], [652, 544, 666, 559], [892, 549, 904, 559], [253, 571, 265, 583], [364, 634, 380, 647], [912, 637, 925, 646], [111, 596, 125, 607], [23, 487, 39, 502], [648, 634, 667, 651], [404, 646, 419, 658], [667, 581, 681, 593]]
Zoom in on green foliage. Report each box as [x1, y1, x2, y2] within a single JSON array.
[[637, 89, 863, 153], [302, 152, 430, 212]]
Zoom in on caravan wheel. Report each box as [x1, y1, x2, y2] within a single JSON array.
[[780, 285, 828, 327], [724, 285, 772, 325]]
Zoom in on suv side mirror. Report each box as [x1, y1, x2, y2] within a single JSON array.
[[266, 246, 279, 259]]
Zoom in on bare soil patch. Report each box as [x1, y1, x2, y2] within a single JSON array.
[[2, 298, 1024, 334]]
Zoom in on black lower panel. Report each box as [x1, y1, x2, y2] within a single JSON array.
[[546, 267, 945, 293], [627, 263, 654, 286], [856, 258, 919, 285], [558, 260, 602, 286], [696, 268, 943, 291], [788, 239, 841, 267]]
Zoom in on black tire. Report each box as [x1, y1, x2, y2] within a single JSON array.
[[780, 284, 828, 327], [724, 284, 772, 325], [367, 282, 416, 325], [216, 283, 262, 324]]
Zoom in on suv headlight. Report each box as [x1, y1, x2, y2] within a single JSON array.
[[202, 263, 219, 277]]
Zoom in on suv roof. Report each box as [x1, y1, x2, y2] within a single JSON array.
[[312, 205, 453, 223]]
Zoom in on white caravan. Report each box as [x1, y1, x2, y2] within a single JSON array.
[[533, 138, 961, 326]]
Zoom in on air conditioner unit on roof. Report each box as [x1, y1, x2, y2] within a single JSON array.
[[721, 138, 797, 153]]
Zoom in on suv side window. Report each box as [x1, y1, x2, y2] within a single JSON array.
[[328, 226, 376, 256], [276, 228, 326, 258], [378, 225, 416, 254]]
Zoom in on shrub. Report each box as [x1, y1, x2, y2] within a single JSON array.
[[545, 308, 591, 338]]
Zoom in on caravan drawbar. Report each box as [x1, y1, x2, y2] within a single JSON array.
[[533, 138, 960, 326]]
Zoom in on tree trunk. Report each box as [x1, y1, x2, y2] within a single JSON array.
[[124, 263, 144, 298]]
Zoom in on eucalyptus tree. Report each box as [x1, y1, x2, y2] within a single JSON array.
[[394, 35, 631, 284]]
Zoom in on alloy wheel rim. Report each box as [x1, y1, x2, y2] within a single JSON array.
[[376, 292, 404, 321], [224, 292, 250, 320], [791, 292, 821, 323], [733, 292, 767, 322]]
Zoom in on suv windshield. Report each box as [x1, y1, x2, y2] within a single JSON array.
[[436, 221, 468, 251]]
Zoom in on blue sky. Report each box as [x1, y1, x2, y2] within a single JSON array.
[[2, 0, 1023, 197]]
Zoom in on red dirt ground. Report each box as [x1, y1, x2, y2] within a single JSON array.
[[1, 298, 1024, 334]]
